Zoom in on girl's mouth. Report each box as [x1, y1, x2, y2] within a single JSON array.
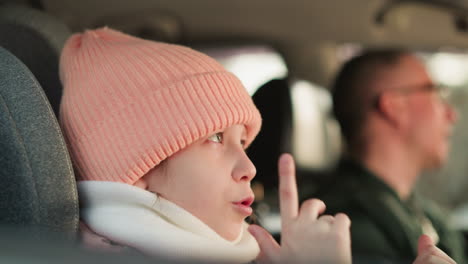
[[232, 196, 254, 216]]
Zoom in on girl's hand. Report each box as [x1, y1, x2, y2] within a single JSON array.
[[249, 153, 352, 264], [413, 235, 456, 264]]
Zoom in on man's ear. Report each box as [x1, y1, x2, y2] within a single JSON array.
[[376, 92, 407, 128]]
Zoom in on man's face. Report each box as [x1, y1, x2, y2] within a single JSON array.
[[390, 55, 458, 169]]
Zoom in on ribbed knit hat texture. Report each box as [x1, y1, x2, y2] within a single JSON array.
[[59, 27, 261, 184]]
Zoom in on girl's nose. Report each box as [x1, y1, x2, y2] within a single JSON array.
[[232, 151, 256, 182]]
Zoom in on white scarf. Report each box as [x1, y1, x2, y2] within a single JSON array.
[[78, 181, 260, 263]]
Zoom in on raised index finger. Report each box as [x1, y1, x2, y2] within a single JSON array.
[[278, 153, 298, 225]]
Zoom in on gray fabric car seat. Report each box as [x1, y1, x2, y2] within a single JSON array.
[[0, 4, 71, 117], [0, 46, 78, 240]]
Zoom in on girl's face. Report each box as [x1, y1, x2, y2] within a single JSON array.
[[139, 124, 256, 241]]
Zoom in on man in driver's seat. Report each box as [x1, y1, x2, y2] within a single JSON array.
[[315, 49, 466, 263]]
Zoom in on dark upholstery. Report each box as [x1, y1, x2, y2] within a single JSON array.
[[0, 47, 78, 240], [248, 78, 293, 191], [0, 4, 71, 117]]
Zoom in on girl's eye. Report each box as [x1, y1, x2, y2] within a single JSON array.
[[208, 132, 223, 143]]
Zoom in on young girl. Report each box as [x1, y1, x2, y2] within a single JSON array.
[[59, 28, 453, 264]]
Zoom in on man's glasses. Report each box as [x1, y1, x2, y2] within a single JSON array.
[[396, 83, 451, 101], [373, 83, 452, 108]]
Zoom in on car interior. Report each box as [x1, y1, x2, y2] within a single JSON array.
[[2, 0, 468, 263]]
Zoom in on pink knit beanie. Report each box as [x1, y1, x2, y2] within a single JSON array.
[[59, 27, 261, 184]]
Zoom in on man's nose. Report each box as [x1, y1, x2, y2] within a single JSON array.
[[445, 103, 458, 124]]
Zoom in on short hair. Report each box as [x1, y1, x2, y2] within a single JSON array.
[[331, 49, 411, 151]]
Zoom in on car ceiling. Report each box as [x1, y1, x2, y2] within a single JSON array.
[[9, 0, 468, 85]]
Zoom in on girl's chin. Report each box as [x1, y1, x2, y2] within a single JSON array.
[[215, 222, 244, 241]]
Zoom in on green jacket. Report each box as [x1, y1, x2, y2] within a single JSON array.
[[314, 159, 466, 263]]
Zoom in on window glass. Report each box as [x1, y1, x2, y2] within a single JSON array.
[[197, 45, 288, 95], [291, 80, 341, 169]]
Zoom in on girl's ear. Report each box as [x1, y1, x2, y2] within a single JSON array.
[[133, 177, 148, 190], [135, 161, 167, 192]]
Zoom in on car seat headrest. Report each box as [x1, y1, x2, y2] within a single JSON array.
[[248, 78, 293, 190], [0, 4, 71, 117], [0, 46, 78, 240]]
